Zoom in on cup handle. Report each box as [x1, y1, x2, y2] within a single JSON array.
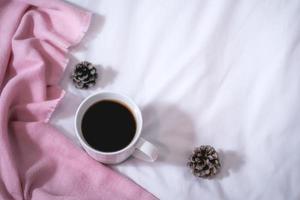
[[132, 138, 158, 162]]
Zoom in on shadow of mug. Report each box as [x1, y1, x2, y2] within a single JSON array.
[[140, 103, 198, 166]]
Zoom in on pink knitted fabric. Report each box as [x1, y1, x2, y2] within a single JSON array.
[[0, 0, 157, 199]]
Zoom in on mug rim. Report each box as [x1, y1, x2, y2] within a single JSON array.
[[75, 91, 143, 156]]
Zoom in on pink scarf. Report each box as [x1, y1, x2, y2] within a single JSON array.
[[0, 0, 157, 199]]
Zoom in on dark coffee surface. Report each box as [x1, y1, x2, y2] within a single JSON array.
[[81, 100, 136, 152]]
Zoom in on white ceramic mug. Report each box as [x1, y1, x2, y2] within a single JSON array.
[[75, 91, 158, 164]]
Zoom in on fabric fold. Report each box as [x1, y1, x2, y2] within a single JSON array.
[[0, 0, 157, 199]]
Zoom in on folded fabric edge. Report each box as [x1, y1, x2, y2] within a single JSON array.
[[44, 11, 92, 123]]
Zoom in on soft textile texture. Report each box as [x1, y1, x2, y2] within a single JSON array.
[[0, 0, 157, 199], [52, 0, 300, 199]]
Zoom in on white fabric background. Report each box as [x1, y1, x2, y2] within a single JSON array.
[[50, 1, 300, 199]]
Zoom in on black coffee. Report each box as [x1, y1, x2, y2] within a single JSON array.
[[81, 100, 136, 152]]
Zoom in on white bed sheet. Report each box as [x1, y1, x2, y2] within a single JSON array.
[[50, 0, 300, 199]]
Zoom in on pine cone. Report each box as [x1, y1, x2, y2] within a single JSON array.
[[71, 61, 98, 89], [187, 145, 221, 178]]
